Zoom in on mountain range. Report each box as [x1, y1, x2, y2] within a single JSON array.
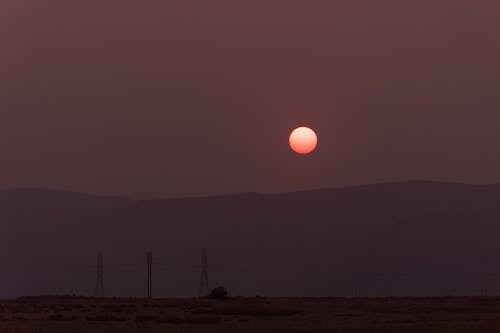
[[2, 181, 500, 298]]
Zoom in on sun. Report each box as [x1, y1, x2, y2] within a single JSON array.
[[289, 127, 318, 155]]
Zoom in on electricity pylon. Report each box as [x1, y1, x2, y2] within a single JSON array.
[[147, 251, 152, 299], [198, 247, 210, 297], [94, 252, 105, 297]]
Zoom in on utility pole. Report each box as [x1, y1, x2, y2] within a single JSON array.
[[94, 252, 105, 297], [147, 251, 152, 299], [198, 247, 210, 297]]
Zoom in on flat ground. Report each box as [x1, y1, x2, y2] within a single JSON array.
[[1, 297, 500, 332]]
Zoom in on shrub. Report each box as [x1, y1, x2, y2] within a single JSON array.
[[208, 287, 228, 299], [157, 316, 185, 324], [49, 314, 77, 321], [86, 314, 126, 322], [135, 315, 160, 322], [186, 315, 222, 324]]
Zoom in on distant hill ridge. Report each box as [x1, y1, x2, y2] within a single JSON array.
[[3, 180, 500, 201], [2, 181, 500, 298]]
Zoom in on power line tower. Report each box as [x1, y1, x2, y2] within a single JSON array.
[[198, 247, 210, 297], [147, 251, 152, 299], [94, 252, 105, 297]]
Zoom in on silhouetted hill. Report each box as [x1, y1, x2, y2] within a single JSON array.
[[2, 182, 500, 298]]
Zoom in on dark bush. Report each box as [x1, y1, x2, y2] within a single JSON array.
[[86, 314, 126, 322], [157, 315, 185, 324], [208, 287, 228, 299], [186, 315, 222, 324], [135, 314, 160, 322], [49, 314, 77, 321]]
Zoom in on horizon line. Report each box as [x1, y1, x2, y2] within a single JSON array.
[[1, 179, 500, 201]]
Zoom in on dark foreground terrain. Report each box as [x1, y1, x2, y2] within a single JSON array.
[[1, 297, 500, 332]]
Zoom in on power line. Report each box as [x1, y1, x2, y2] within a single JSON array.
[[4, 260, 500, 280], [0, 262, 143, 274]]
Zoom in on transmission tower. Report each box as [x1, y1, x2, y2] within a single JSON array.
[[94, 252, 105, 297], [147, 251, 152, 299], [198, 247, 210, 297]]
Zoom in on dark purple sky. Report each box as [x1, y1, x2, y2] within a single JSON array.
[[1, 1, 500, 198]]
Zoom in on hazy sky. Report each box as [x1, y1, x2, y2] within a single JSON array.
[[1, 1, 500, 198]]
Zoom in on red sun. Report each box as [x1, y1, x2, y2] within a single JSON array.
[[289, 127, 318, 155]]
